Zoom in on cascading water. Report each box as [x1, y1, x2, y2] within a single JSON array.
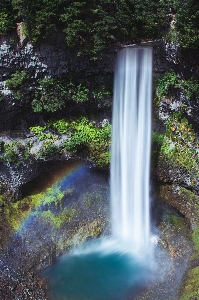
[[111, 46, 153, 253], [44, 46, 154, 300]]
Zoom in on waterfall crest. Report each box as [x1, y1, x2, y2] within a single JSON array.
[[111, 46, 152, 253]]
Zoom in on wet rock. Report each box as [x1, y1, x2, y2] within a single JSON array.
[[158, 184, 199, 230]]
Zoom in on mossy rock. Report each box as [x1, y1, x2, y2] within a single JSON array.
[[159, 185, 199, 230], [180, 266, 199, 300]]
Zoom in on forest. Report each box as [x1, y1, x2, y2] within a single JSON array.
[[1, 0, 199, 54]]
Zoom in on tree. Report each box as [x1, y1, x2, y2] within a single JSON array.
[[0, 0, 15, 35]]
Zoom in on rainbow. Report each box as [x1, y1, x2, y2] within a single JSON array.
[[10, 159, 86, 233]]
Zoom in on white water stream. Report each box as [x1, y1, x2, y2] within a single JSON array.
[[111, 46, 153, 253], [43, 46, 154, 300]]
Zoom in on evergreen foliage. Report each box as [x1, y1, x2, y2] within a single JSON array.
[[5, 70, 29, 90], [0, 0, 15, 35], [0, 0, 199, 52], [157, 70, 199, 100], [170, 0, 199, 49], [30, 76, 112, 113], [7, 0, 168, 55], [0, 0, 198, 53]]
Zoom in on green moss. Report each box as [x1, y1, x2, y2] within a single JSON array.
[[0, 195, 4, 213], [69, 219, 105, 246], [160, 113, 199, 172], [4, 186, 65, 230], [41, 187, 64, 207], [39, 207, 76, 228], [180, 225, 199, 300], [0, 141, 31, 164], [4, 193, 43, 230], [192, 228, 199, 252], [179, 187, 199, 221], [180, 267, 199, 300], [83, 192, 102, 208], [167, 214, 185, 231], [29, 117, 111, 168]]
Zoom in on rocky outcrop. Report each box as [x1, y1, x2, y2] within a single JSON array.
[[150, 41, 199, 229], [0, 32, 115, 80], [158, 183, 199, 230]]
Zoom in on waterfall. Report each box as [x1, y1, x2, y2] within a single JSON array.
[[111, 46, 152, 253]]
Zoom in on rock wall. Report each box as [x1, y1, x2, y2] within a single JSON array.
[[3, 28, 198, 207], [0, 32, 115, 85]]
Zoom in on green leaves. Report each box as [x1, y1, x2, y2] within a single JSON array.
[[51, 119, 69, 134], [160, 113, 199, 171], [181, 79, 199, 100], [29, 117, 111, 168], [5, 70, 29, 100], [31, 78, 66, 113], [0, 0, 15, 35], [9, 0, 167, 56], [65, 117, 111, 168], [30, 76, 112, 113], [2, 0, 199, 52], [165, 0, 199, 49], [157, 70, 199, 100], [12, 0, 63, 42], [6, 71, 29, 90], [157, 71, 179, 98]]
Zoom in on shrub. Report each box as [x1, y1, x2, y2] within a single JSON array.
[[5, 70, 29, 99], [65, 117, 111, 168], [157, 70, 179, 98], [182, 78, 199, 100], [32, 78, 66, 113], [30, 126, 46, 135], [1, 141, 30, 164], [50, 119, 69, 134], [0, 0, 15, 35], [157, 70, 199, 101], [6, 71, 29, 90], [160, 113, 199, 171]]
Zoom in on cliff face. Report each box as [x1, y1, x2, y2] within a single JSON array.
[[0, 30, 115, 131], [152, 43, 199, 229], [0, 29, 115, 197], [1, 28, 199, 232]]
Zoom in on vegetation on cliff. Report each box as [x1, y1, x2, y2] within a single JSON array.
[[1, 0, 199, 54], [0, 0, 194, 54], [10, 0, 167, 56], [157, 70, 199, 101], [0, 117, 111, 168], [153, 113, 199, 184]]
